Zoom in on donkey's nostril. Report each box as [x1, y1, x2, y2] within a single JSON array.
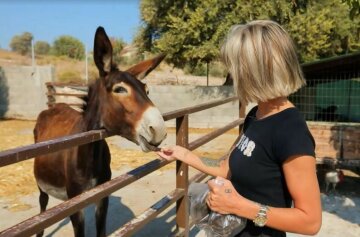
[[149, 126, 155, 135]]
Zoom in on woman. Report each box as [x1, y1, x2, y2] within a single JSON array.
[[157, 20, 321, 236]]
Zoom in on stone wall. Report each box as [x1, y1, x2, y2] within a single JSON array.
[[0, 65, 54, 119]]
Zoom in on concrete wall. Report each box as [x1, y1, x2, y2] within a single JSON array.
[[49, 85, 242, 128], [0, 65, 54, 120], [0, 65, 243, 128], [148, 85, 240, 128]]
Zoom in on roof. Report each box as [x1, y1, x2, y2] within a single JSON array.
[[302, 51, 360, 83]]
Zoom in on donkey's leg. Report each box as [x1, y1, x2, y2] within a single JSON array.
[[95, 141, 111, 237], [36, 188, 49, 237], [67, 183, 85, 237], [95, 196, 109, 237], [69, 210, 85, 237]]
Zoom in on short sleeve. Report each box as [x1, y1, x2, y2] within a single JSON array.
[[274, 118, 315, 164], [243, 106, 258, 132]]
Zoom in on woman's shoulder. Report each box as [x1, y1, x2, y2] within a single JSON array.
[[246, 105, 258, 118]]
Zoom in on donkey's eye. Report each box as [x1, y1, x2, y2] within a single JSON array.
[[113, 86, 127, 94]]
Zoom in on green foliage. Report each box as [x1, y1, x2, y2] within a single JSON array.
[[52, 35, 85, 60], [342, 0, 360, 18], [34, 41, 50, 55], [184, 61, 226, 77], [58, 70, 81, 83], [9, 32, 33, 55], [110, 37, 126, 64], [137, 0, 360, 66], [287, 0, 360, 61]]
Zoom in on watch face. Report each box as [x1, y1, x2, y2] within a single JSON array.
[[254, 215, 267, 227]]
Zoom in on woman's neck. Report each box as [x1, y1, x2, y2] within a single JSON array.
[[256, 97, 294, 120]]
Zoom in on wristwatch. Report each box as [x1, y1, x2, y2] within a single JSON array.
[[253, 204, 269, 227]]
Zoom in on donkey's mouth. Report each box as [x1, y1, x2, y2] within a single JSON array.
[[139, 135, 161, 152]]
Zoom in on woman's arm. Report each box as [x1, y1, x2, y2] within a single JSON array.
[[157, 145, 230, 178], [268, 155, 322, 234], [207, 155, 322, 235], [157, 135, 241, 178]]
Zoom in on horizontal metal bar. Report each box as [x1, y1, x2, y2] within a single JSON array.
[[0, 158, 169, 237], [162, 97, 238, 121], [113, 188, 185, 237], [46, 82, 88, 87], [47, 102, 85, 107], [189, 172, 210, 184], [188, 118, 243, 150], [0, 117, 242, 168], [46, 92, 87, 97], [1, 99, 240, 168], [0, 129, 110, 167]]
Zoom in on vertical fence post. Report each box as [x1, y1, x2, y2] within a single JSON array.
[[46, 83, 55, 109], [175, 115, 189, 236], [239, 100, 246, 133]]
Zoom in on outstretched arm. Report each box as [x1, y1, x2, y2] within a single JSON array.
[[157, 145, 230, 178]]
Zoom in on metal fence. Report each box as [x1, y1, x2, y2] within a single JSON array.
[[0, 96, 244, 237], [290, 72, 360, 123]]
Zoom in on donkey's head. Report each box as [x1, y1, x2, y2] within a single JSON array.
[[93, 27, 166, 152]]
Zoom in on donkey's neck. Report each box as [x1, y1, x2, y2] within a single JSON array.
[[83, 80, 104, 131]]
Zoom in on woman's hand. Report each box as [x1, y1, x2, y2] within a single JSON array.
[[156, 145, 191, 162], [206, 177, 244, 215]]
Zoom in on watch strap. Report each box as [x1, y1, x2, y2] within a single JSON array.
[[253, 203, 269, 227]]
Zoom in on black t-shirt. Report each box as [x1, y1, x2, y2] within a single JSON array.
[[230, 106, 315, 237]]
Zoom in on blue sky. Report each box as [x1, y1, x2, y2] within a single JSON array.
[[0, 0, 141, 50]]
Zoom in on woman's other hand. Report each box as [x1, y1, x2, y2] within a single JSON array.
[[207, 177, 243, 215]]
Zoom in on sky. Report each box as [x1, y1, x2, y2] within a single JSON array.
[[0, 0, 141, 50]]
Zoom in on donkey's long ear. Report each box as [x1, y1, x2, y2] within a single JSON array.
[[126, 54, 166, 80], [94, 27, 113, 77]]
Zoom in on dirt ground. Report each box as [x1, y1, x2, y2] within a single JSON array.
[[0, 120, 235, 210], [0, 120, 360, 236]]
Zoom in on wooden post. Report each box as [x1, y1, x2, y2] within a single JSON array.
[[239, 100, 246, 134], [175, 115, 189, 236], [206, 62, 209, 86]]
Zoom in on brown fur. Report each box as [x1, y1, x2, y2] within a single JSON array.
[[33, 27, 165, 237]]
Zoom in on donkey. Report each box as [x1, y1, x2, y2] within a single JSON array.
[[33, 27, 167, 237]]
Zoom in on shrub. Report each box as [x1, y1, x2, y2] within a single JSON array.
[[34, 41, 50, 55], [10, 32, 33, 55], [52, 36, 85, 60], [57, 70, 81, 83]]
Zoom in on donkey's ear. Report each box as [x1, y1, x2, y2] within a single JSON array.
[[126, 54, 166, 80], [94, 27, 113, 77]]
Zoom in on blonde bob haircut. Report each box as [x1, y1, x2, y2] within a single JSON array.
[[221, 20, 305, 104]]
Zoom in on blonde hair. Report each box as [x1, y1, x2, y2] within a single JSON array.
[[221, 20, 305, 104]]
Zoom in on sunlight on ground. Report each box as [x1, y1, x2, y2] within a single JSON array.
[[0, 120, 234, 210]]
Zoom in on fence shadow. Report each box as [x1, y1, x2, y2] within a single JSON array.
[[43, 195, 135, 237], [133, 205, 201, 237], [0, 67, 9, 118]]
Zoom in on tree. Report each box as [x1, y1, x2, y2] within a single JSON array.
[[110, 37, 126, 64], [287, 0, 360, 61], [34, 41, 50, 55], [136, 0, 360, 66], [342, 0, 360, 18], [10, 32, 33, 55], [135, 0, 297, 68], [52, 35, 85, 60]]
